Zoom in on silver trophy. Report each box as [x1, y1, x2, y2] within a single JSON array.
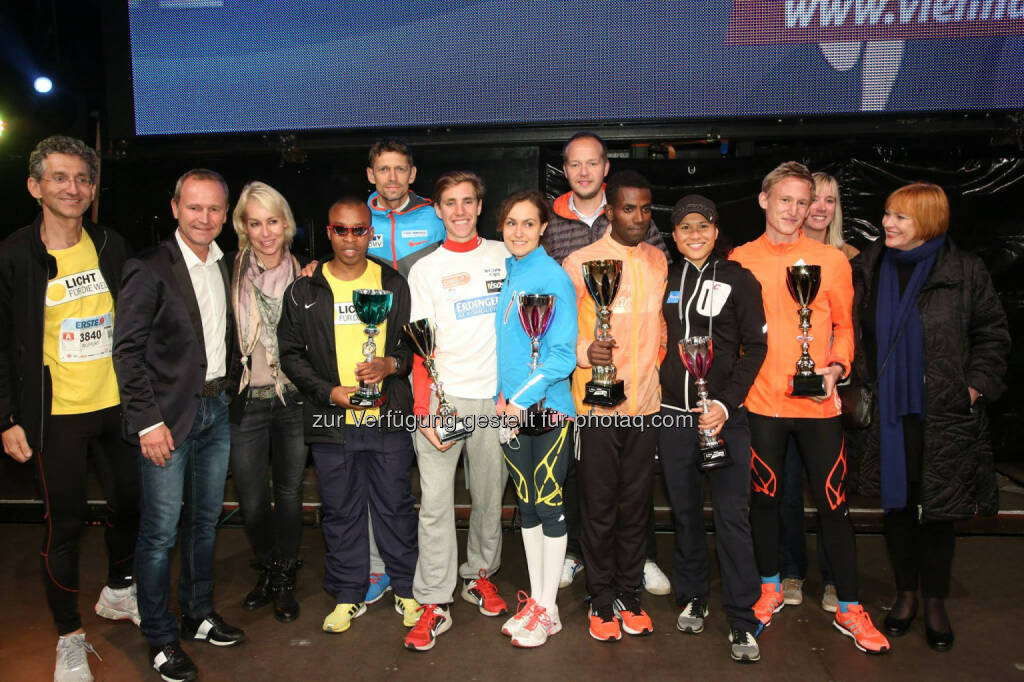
[[350, 288, 393, 408], [679, 336, 731, 470], [581, 259, 626, 407], [404, 318, 472, 444], [517, 293, 558, 435], [786, 265, 826, 397]]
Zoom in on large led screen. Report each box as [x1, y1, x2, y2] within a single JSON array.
[[127, 0, 1024, 135]]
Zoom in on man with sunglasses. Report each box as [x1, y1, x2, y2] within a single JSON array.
[[278, 198, 420, 636]]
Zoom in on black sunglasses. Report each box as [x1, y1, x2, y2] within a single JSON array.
[[328, 224, 370, 237]]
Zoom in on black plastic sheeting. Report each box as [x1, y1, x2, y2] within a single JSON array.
[[545, 151, 1023, 466]]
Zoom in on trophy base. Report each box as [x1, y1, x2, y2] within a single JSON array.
[[520, 405, 560, 437], [698, 442, 732, 471], [790, 373, 826, 397], [583, 380, 626, 407], [437, 417, 473, 445], [349, 391, 386, 408]]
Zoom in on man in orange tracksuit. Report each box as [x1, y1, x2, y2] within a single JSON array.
[[730, 161, 889, 655], [563, 170, 667, 642]]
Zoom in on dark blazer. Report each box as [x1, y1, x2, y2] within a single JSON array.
[[113, 235, 233, 446], [0, 216, 129, 451]]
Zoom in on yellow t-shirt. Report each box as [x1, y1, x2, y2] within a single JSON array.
[[42, 231, 120, 415], [323, 262, 387, 425]]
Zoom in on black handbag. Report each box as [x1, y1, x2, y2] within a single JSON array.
[[839, 323, 903, 431]]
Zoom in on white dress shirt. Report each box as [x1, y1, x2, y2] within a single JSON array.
[[175, 229, 227, 381]]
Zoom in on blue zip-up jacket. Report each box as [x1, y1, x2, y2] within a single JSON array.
[[495, 246, 577, 416], [367, 191, 445, 267]]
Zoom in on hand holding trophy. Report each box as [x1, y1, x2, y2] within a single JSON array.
[[516, 293, 558, 435], [785, 265, 826, 397], [404, 318, 472, 444], [350, 288, 393, 408], [581, 259, 626, 407], [679, 336, 732, 470]]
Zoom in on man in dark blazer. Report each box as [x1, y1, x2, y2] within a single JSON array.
[[113, 169, 244, 682]]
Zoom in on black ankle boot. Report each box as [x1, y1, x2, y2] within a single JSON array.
[[923, 597, 954, 652], [271, 558, 300, 623], [243, 562, 272, 610], [883, 590, 917, 636]]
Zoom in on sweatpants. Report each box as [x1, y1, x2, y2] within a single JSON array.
[[578, 417, 657, 609], [658, 407, 761, 634], [39, 405, 139, 635], [502, 421, 572, 537], [412, 395, 507, 605], [748, 413, 859, 602], [311, 426, 418, 603]]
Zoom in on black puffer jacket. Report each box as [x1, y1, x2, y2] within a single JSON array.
[[851, 237, 1010, 521]]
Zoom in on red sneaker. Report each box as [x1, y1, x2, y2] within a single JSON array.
[[589, 603, 622, 642], [613, 594, 654, 636], [460, 570, 509, 616], [403, 604, 452, 652], [834, 604, 891, 655], [753, 582, 785, 626]]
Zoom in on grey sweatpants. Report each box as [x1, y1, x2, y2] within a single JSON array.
[[412, 395, 508, 605]]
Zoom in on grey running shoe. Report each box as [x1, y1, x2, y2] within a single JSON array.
[[676, 596, 709, 634], [55, 633, 101, 682], [782, 577, 804, 605], [729, 627, 761, 663], [821, 583, 839, 613]]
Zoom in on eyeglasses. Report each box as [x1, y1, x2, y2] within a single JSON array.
[[328, 224, 369, 237]]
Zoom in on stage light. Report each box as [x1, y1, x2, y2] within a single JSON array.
[[34, 77, 53, 94], [0, 117, 5, 137]]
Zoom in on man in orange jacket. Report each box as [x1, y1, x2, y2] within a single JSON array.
[[563, 170, 668, 643], [731, 161, 890, 655]]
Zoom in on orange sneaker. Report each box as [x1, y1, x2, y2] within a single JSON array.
[[461, 570, 509, 617], [403, 604, 452, 652], [834, 604, 891, 655], [613, 594, 654, 636], [753, 582, 784, 626], [589, 603, 621, 642]]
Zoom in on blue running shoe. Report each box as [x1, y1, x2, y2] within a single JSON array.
[[365, 573, 392, 604]]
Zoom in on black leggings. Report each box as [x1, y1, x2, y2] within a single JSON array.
[[747, 414, 858, 602], [38, 406, 139, 634], [502, 422, 572, 537]]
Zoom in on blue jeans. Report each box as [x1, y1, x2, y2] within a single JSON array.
[[135, 393, 231, 647], [229, 391, 306, 564]]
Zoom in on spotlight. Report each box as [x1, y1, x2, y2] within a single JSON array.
[[34, 77, 53, 94]]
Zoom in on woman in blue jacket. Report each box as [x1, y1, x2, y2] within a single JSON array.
[[493, 189, 577, 649]]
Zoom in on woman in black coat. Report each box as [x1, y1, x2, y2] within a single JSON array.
[[851, 182, 1010, 652]]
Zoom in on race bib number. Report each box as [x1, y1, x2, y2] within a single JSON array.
[[59, 313, 113, 362], [334, 301, 361, 325], [46, 268, 110, 307]]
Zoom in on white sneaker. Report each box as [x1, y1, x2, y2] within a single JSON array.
[[95, 584, 140, 626], [501, 593, 535, 637], [511, 603, 555, 648], [55, 633, 100, 682], [643, 560, 672, 596], [558, 557, 583, 589]]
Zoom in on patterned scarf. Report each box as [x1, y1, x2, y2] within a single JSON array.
[[232, 247, 299, 403]]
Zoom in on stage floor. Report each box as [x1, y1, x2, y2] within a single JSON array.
[[1, 525, 1022, 681]]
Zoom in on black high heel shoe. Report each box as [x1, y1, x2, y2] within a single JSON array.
[[883, 591, 918, 637], [924, 597, 954, 652]]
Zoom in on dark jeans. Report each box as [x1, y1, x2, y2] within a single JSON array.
[[229, 392, 306, 564], [658, 408, 761, 634], [136, 393, 231, 648], [779, 435, 835, 584], [38, 406, 139, 635], [578, 420, 658, 609], [311, 427, 418, 603]]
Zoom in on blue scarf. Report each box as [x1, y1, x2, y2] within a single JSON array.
[[875, 235, 945, 510]]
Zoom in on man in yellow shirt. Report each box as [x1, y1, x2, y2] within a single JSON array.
[[0, 135, 138, 682], [278, 198, 419, 635]]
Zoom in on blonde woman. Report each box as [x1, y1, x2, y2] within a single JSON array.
[[228, 181, 306, 623]]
